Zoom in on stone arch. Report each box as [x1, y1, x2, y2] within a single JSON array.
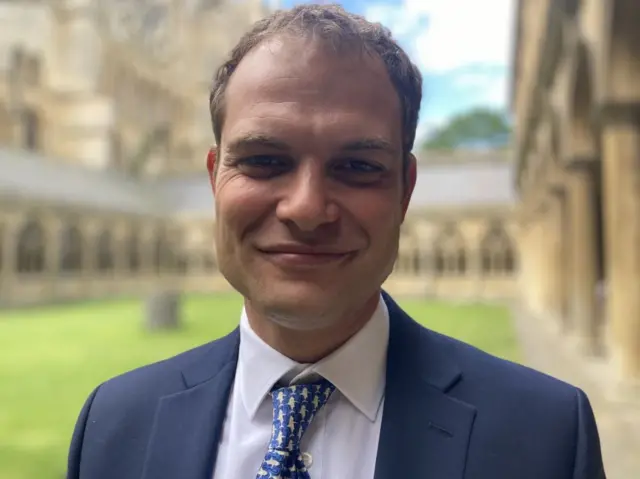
[[96, 229, 114, 272], [21, 107, 40, 151], [110, 130, 124, 168], [203, 251, 217, 272], [59, 224, 83, 272], [17, 219, 45, 273], [433, 223, 466, 277], [410, 246, 421, 275], [0, 102, 13, 144], [153, 229, 170, 273], [170, 231, 187, 274], [566, 39, 598, 159], [540, 100, 562, 163], [126, 228, 141, 272], [479, 222, 517, 276], [0, 221, 4, 273], [602, 1, 640, 100], [395, 224, 419, 275], [549, 106, 562, 161]]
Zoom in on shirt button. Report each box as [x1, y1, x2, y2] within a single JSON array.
[[301, 451, 313, 468]]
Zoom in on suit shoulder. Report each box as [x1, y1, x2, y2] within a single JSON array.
[[425, 326, 579, 399], [92, 330, 238, 404]]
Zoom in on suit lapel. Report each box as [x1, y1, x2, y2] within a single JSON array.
[[141, 329, 240, 479], [374, 293, 477, 479]]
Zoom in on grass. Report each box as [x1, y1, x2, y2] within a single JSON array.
[[0, 293, 519, 479]]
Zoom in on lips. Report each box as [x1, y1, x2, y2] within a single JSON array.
[[257, 244, 355, 267]]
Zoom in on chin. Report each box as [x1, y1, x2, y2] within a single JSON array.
[[254, 282, 346, 331]]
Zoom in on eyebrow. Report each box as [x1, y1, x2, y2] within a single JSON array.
[[340, 137, 397, 155], [225, 134, 290, 153], [225, 134, 397, 155]]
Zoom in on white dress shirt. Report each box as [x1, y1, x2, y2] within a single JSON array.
[[211, 295, 390, 479]]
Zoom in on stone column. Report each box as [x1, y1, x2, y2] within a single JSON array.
[[419, 241, 436, 296], [558, 190, 572, 329], [537, 201, 555, 317], [45, 216, 61, 299], [545, 191, 565, 324], [81, 223, 97, 276], [0, 216, 19, 303], [114, 224, 128, 275], [601, 104, 640, 386], [529, 213, 546, 316], [140, 227, 156, 277], [566, 162, 599, 354], [516, 218, 533, 310]]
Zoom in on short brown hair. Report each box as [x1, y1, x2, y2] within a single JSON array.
[[209, 3, 423, 158]]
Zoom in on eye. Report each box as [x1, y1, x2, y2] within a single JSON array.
[[331, 159, 385, 183], [237, 155, 291, 178], [337, 159, 382, 172]]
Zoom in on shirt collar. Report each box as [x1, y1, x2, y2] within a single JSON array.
[[237, 295, 390, 422]]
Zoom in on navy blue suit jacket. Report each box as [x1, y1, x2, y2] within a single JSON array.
[[67, 292, 606, 478]]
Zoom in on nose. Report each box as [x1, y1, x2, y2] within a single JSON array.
[[276, 163, 339, 231]]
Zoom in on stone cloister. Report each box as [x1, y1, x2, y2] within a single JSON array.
[[0, 174, 519, 307], [512, 0, 640, 398]]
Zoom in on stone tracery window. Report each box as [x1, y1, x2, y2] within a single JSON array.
[[97, 230, 114, 272], [0, 105, 12, 144], [60, 224, 83, 272], [175, 252, 188, 275], [110, 131, 124, 168], [22, 108, 39, 151], [433, 224, 467, 277], [411, 249, 421, 275], [480, 223, 516, 276], [127, 229, 141, 272], [203, 252, 217, 272], [17, 220, 45, 273], [0, 222, 4, 273], [153, 230, 171, 273]]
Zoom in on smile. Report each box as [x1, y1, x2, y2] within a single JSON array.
[[257, 247, 355, 267]]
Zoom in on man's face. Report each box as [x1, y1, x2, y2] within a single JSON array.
[[210, 36, 416, 328]]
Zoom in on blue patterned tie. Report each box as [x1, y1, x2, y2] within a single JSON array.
[[256, 379, 336, 478]]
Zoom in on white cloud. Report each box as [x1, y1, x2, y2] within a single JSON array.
[[453, 72, 493, 88], [411, 0, 515, 72], [364, 4, 423, 38], [366, 0, 516, 73], [363, 0, 514, 130], [451, 68, 509, 107], [483, 74, 508, 107], [414, 116, 447, 144]]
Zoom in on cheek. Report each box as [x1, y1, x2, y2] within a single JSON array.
[[344, 193, 403, 238], [216, 178, 273, 234], [346, 196, 400, 280]]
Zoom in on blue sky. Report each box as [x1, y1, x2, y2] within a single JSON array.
[[264, 0, 516, 142]]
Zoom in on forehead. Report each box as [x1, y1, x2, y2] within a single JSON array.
[[221, 36, 402, 146]]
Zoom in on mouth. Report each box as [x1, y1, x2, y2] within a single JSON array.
[[256, 245, 356, 267]]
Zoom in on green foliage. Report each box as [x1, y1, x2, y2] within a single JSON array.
[[424, 108, 512, 150]]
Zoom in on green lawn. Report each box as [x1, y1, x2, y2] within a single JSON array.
[[0, 293, 519, 479]]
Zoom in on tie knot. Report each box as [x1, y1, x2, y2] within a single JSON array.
[[268, 378, 335, 453]]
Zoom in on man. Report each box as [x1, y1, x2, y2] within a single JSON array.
[[67, 4, 606, 479]]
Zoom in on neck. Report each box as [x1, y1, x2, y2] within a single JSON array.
[[245, 293, 380, 363]]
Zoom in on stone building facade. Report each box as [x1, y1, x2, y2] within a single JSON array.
[[511, 0, 640, 399], [0, 0, 266, 173], [388, 151, 518, 301], [0, 0, 268, 301], [0, 5, 519, 314], [0, 148, 520, 307]]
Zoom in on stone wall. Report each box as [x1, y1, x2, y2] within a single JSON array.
[[512, 0, 640, 400]]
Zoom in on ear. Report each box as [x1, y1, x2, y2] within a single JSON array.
[[401, 153, 417, 221], [206, 148, 217, 194]]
